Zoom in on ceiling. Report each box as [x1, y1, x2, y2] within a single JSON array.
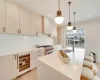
[[10, 0, 100, 25]]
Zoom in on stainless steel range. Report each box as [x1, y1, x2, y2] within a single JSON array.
[[36, 45, 54, 55]]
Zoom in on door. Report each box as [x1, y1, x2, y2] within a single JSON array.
[[29, 12, 37, 35], [0, 55, 16, 80], [36, 15, 42, 36], [44, 17, 51, 34], [31, 50, 38, 69], [6, 1, 19, 34], [66, 29, 85, 48], [20, 8, 30, 35], [0, 0, 5, 33]]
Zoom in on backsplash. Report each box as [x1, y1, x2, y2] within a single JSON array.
[[0, 34, 54, 56]]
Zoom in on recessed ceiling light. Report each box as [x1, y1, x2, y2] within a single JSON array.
[[49, 14, 51, 16], [88, 14, 91, 17]]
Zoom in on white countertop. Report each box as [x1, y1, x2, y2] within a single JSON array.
[[38, 48, 85, 80], [0, 47, 44, 56]]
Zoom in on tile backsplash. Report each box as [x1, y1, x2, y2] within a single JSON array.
[[0, 34, 54, 56]]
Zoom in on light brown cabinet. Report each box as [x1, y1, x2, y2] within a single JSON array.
[[0, 0, 58, 36], [29, 12, 37, 35], [19, 7, 30, 35], [0, 0, 6, 33], [6, 1, 19, 34], [43, 17, 57, 38], [0, 55, 16, 80], [29, 12, 42, 36]]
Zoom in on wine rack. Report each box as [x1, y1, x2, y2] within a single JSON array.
[[19, 54, 30, 72]]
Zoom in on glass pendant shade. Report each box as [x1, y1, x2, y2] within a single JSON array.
[[73, 27, 77, 33], [67, 2, 73, 30], [67, 22, 73, 30], [55, 16, 64, 24], [55, 10, 64, 24], [73, 12, 77, 33]]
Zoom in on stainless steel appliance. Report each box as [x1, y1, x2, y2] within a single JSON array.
[[36, 45, 54, 55]]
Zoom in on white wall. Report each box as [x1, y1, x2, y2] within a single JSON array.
[[0, 34, 54, 56], [76, 19, 100, 62]]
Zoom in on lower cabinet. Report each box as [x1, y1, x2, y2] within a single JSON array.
[[0, 49, 45, 80], [0, 55, 17, 80], [31, 49, 45, 69]]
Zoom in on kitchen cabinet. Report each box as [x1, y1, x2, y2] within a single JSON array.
[[0, 55, 16, 80], [30, 50, 38, 69], [0, 0, 5, 33], [20, 7, 30, 35], [31, 49, 45, 69], [44, 17, 51, 34], [51, 25, 57, 38], [43, 17, 57, 37], [36, 14, 42, 36], [6, 1, 19, 34], [29, 12, 42, 36], [29, 12, 37, 35], [0, 0, 43, 35]]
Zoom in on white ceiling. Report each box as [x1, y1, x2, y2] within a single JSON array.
[[10, 0, 100, 25]]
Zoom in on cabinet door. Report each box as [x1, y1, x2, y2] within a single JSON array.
[[51, 25, 57, 38], [44, 17, 51, 34], [0, 55, 16, 80], [36, 15, 42, 36], [0, 0, 5, 32], [6, 1, 19, 34], [31, 50, 38, 69], [20, 8, 30, 35], [29, 12, 37, 35]]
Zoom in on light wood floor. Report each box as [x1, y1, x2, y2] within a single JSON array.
[[96, 63, 100, 78], [15, 63, 100, 80], [15, 69, 37, 80]]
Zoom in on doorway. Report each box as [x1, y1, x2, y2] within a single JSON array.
[[66, 29, 84, 48]]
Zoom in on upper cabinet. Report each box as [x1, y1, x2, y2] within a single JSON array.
[[0, 0, 57, 36], [29, 12, 42, 36], [0, 0, 5, 33], [29, 12, 37, 35], [36, 14, 42, 36], [6, 1, 19, 34], [19, 7, 30, 35], [43, 17, 57, 38], [44, 17, 51, 34]]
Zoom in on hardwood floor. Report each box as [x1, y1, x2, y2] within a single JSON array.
[[15, 69, 37, 80], [15, 63, 100, 80], [96, 63, 100, 78]]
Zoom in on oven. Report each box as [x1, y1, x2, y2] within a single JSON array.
[[36, 45, 54, 55]]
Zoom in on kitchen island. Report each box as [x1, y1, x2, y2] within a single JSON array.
[[37, 48, 85, 80]]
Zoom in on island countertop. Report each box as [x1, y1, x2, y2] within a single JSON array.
[[38, 48, 85, 80]]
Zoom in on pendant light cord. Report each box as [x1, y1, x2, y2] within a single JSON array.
[[58, 0, 60, 10], [68, 2, 71, 22], [73, 12, 76, 27]]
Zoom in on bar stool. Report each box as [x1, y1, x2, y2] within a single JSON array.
[[83, 60, 98, 75], [91, 76, 100, 80], [81, 67, 94, 80], [84, 56, 94, 62]]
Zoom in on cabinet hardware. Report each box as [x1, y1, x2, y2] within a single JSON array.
[[3, 27, 6, 32], [18, 29, 20, 34], [36, 32, 38, 36], [17, 54, 19, 69], [20, 30, 21, 34], [15, 55, 16, 60]]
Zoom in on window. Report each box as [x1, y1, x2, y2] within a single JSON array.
[[66, 29, 84, 47]]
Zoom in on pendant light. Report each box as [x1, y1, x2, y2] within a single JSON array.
[[67, 2, 73, 30], [55, 0, 64, 24], [73, 12, 77, 33]]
